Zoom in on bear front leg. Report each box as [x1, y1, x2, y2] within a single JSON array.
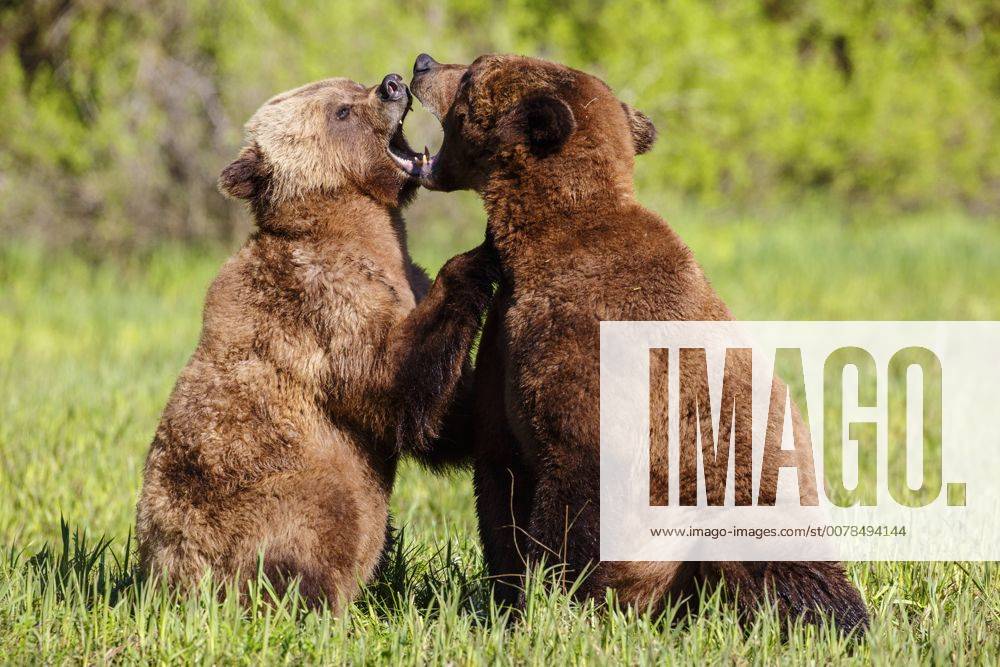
[[388, 241, 500, 459], [409, 368, 476, 470]]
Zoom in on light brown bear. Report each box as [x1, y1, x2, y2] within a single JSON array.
[[136, 74, 497, 611], [400, 53, 868, 634]]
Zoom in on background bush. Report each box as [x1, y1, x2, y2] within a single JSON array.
[[0, 0, 997, 249]]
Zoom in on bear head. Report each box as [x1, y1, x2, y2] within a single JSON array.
[[393, 54, 656, 194], [220, 75, 422, 221]]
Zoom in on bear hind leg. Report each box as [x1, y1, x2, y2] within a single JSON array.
[[708, 561, 869, 637]]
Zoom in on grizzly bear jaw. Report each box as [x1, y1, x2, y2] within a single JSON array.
[[388, 142, 436, 181], [386, 95, 438, 181], [388, 106, 436, 182]]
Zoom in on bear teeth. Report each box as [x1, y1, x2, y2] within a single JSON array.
[[388, 147, 435, 179]]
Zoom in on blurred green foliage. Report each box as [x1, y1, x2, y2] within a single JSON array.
[[0, 0, 997, 248]]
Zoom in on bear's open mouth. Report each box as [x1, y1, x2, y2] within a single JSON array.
[[387, 102, 437, 180]]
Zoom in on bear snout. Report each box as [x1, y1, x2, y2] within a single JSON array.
[[413, 53, 438, 75], [378, 74, 406, 102]]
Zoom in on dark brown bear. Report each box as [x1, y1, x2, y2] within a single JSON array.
[[136, 75, 496, 612], [398, 53, 868, 633]]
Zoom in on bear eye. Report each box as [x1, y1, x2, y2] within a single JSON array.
[[335, 105, 351, 120]]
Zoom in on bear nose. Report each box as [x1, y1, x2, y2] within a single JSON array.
[[379, 74, 405, 101], [413, 53, 438, 75]]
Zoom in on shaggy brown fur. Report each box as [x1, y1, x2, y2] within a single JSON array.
[[136, 77, 496, 611], [406, 54, 868, 633]]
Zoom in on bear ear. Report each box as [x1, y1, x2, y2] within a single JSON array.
[[501, 93, 576, 158], [622, 103, 657, 155], [219, 144, 266, 200]]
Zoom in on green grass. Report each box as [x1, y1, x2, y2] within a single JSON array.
[[1, 211, 999, 664]]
